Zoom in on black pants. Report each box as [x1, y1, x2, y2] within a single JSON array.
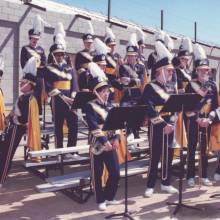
[[187, 117, 210, 179], [91, 150, 120, 204], [0, 124, 26, 184], [51, 95, 78, 148], [147, 124, 174, 188]]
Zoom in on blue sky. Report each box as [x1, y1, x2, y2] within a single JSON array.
[[53, 0, 220, 45]]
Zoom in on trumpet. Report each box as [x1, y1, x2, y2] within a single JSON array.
[[90, 131, 116, 155]]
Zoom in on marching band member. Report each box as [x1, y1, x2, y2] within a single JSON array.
[[44, 36, 78, 149], [0, 57, 41, 187], [140, 41, 178, 197], [75, 20, 94, 71], [20, 15, 47, 117], [48, 22, 72, 67], [147, 30, 166, 80], [119, 33, 144, 138], [85, 65, 120, 211], [185, 43, 218, 187], [175, 37, 193, 93], [93, 38, 123, 100], [135, 27, 149, 89], [104, 27, 123, 67], [104, 27, 123, 102], [0, 55, 5, 133]]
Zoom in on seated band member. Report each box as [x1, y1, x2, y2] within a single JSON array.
[[185, 44, 218, 187], [20, 15, 47, 117], [44, 38, 78, 149], [0, 57, 41, 187], [85, 67, 120, 211], [140, 41, 178, 197]]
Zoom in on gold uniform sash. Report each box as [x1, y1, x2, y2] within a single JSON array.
[[27, 95, 41, 161], [0, 89, 5, 132]]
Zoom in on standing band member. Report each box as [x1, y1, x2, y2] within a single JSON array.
[[44, 38, 78, 149], [20, 15, 47, 117], [175, 37, 193, 93], [140, 41, 178, 197], [119, 33, 144, 138], [93, 38, 123, 101], [85, 66, 120, 211], [0, 57, 41, 187], [185, 43, 218, 187], [75, 20, 94, 71]]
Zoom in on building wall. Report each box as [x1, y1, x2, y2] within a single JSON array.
[[0, 0, 220, 105]]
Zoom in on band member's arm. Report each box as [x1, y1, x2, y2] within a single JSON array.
[[106, 74, 123, 91], [40, 48, 47, 68], [85, 103, 108, 145], [70, 69, 79, 97], [20, 47, 28, 69], [140, 84, 167, 128], [119, 65, 138, 87], [13, 96, 29, 125]]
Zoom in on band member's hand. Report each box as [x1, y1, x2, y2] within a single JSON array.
[[104, 141, 113, 151], [197, 118, 210, 127], [118, 58, 124, 65], [121, 77, 131, 85], [112, 139, 120, 150], [63, 95, 74, 105], [82, 89, 90, 92], [163, 124, 174, 135], [178, 88, 185, 94], [135, 78, 141, 86]]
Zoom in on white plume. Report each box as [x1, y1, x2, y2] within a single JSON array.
[[135, 27, 145, 43], [33, 14, 51, 34], [55, 33, 66, 50], [193, 43, 207, 61], [127, 33, 138, 47], [180, 37, 193, 53], [154, 29, 166, 42], [54, 22, 65, 37], [164, 33, 174, 51], [104, 27, 115, 42], [155, 41, 173, 62], [0, 55, 4, 71], [88, 62, 107, 81], [86, 20, 94, 35], [22, 57, 37, 76], [93, 38, 110, 55]]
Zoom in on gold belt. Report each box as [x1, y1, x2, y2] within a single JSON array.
[[105, 67, 116, 75], [53, 81, 70, 90]]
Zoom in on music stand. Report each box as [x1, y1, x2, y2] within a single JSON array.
[[161, 93, 202, 215], [72, 91, 96, 109], [103, 106, 147, 220]]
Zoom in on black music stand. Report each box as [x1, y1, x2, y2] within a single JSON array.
[[161, 93, 202, 215], [103, 106, 147, 220], [72, 91, 96, 109]]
